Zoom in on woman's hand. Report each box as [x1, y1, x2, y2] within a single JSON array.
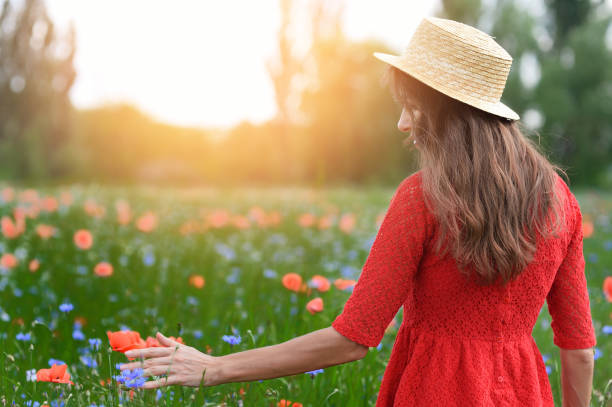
[[119, 332, 223, 389]]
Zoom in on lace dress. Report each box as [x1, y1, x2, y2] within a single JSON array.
[[331, 170, 597, 406]]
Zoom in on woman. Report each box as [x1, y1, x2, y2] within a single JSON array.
[[120, 17, 597, 406]]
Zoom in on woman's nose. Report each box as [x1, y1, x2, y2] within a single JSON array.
[[397, 108, 412, 132]]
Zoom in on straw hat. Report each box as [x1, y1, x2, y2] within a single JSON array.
[[374, 16, 520, 121]]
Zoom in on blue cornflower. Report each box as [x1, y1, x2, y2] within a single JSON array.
[[604, 240, 612, 251], [25, 401, 40, 407], [222, 334, 241, 346], [305, 368, 324, 378], [26, 368, 37, 382], [602, 325, 612, 335], [80, 355, 98, 368], [545, 365, 552, 375], [377, 343, 383, 351], [16, 332, 31, 341], [263, 269, 277, 279], [115, 368, 146, 388], [594, 348, 602, 360], [193, 330, 203, 339], [143, 252, 155, 266], [59, 303, 73, 312], [89, 338, 102, 350], [48, 358, 66, 366], [72, 330, 85, 340], [542, 353, 551, 363]]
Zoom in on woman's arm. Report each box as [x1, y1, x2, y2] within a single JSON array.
[[559, 348, 594, 407], [121, 328, 368, 389], [217, 326, 369, 384]]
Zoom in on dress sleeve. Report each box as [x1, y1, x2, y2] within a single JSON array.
[[546, 192, 597, 350], [331, 173, 430, 348]]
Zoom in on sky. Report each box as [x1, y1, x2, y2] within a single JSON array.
[[44, 0, 439, 130]]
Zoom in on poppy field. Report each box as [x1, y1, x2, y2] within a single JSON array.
[[0, 183, 610, 406]]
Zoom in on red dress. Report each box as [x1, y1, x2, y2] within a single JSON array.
[[331, 170, 597, 406]]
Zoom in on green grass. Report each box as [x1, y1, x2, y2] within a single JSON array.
[[0, 183, 610, 406]]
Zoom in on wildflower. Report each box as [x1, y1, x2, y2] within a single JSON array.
[[114, 367, 146, 388], [189, 275, 205, 289], [106, 330, 146, 353], [72, 329, 85, 340], [282, 273, 302, 292], [89, 338, 102, 350], [26, 368, 37, 381], [582, 220, 594, 238], [222, 334, 241, 346], [1, 215, 25, 239], [309, 275, 330, 292], [41, 196, 58, 212], [136, 211, 157, 232], [80, 355, 98, 368], [604, 276, 612, 302], [115, 199, 132, 225], [0, 253, 18, 269], [36, 363, 74, 385], [73, 229, 93, 250], [277, 400, 303, 407], [36, 224, 56, 239], [306, 298, 324, 315], [48, 358, 66, 366], [59, 303, 73, 313], [298, 213, 316, 228], [305, 368, 324, 378], [207, 209, 230, 228], [231, 215, 251, 229], [317, 214, 333, 230], [16, 332, 31, 341], [339, 213, 356, 233], [602, 325, 612, 335], [334, 278, 357, 291], [594, 348, 602, 360], [29, 259, 40, 272], [94, 262, 113, 277]]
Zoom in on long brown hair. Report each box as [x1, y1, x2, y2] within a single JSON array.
[[382, 65, 570, 286]]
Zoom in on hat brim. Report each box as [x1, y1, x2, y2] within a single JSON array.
[[373, 52, 520, 121]]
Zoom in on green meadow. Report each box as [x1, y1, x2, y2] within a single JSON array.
[[0, 184, 610, 406]]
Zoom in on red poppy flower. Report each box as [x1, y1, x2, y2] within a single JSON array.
[[0, 253, 18, 269], [278, 400, 303, 407], [74, 229, 93, 250], [94, 262, 113, 277], [282, 273, 302, 292], [604, 276, 612, 303], [36, 363, 74, 385], [107, 330, 146, 353], [306, 298, 324, 315], [310, 275, 330, 292], [189, 275, 205, 289]]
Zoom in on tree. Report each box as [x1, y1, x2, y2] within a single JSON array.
[[0, 0, 76, 179]]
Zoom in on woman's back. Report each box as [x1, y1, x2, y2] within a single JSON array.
[[332, 170, 597, 406]]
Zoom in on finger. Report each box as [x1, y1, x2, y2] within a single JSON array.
[[120, 356, 174, 371], [157, 332, 182, 347], [143, 364, 173, 377], [141, 375, 182, 389], [125, 347, 173, 359]]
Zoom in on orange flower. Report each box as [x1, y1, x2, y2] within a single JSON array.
[[84, 199, 106, 218], [278, 400, 303, 407], [282, 273, 302, 292], [189, 275, 206, 289], [106, 330, 146, 353], [582, 220, 594, 238], [136, 211, 157, 232], [339, 213, 356, 233], [306, 297, 324, 315], [298, 213, 316, 228], [1, 187, 14, 202], [310, 275, 330, 292], [19, 189, 39, 203], [0, 253, 18, 269], [94, 262, 113, 277], [74, 229, 93, 250], [604, 276, 612, 303], [36, 224, 56, 239], [207, 209, 230, 228], [41, 196, 58, 212], [266, 211, 282, 227], [36, 363, 74, 385], [115, 199, 132, 225], [334, 278, 357, 291], [29, 259, 40, 272], [1, 215, 25, 239]]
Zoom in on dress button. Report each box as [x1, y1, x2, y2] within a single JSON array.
[[498, 376, 504, 383]]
